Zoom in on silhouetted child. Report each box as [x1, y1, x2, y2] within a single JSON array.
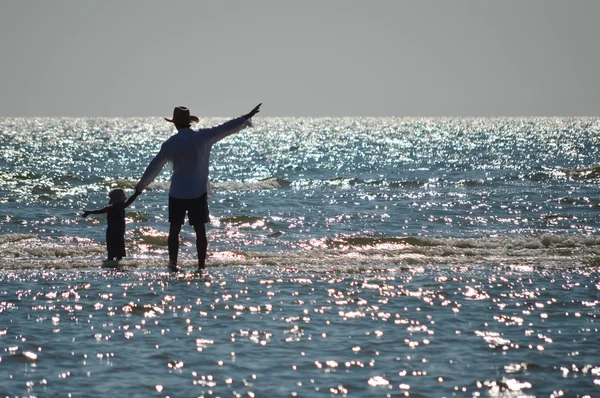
[[82, 189, 140, 263]]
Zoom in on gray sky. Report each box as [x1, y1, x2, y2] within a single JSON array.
[[1, 1, 599, 117]]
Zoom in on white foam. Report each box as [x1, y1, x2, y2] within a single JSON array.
[[0, 233, 597, 270], [212, 178, 283, 191]]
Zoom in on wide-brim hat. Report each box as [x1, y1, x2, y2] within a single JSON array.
[[164, 106, 199, 125], [108, 189, 126, 204]]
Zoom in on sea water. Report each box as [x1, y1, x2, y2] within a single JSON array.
[[1, 117, 599, 396]]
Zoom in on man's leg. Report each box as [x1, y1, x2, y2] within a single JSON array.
[[193, 223, 208, 270], [168, 222, 182, 267], [189, 193, 210, 270], [168, 196, 186, 269]]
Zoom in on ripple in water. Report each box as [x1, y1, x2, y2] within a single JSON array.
[[0, 265, 598, 396]]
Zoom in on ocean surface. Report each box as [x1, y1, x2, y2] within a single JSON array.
[[1, 117, 599, 396]]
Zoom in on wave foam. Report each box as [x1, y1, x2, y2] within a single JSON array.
[[111, 177, 288, 192], [1, 233, 598, 270]]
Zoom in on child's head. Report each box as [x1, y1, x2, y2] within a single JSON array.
[[108, 189, 126, 204]]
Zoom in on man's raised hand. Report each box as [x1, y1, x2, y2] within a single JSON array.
[[244, 103, 262, 120]]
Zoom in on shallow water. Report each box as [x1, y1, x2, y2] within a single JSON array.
[[1, 265, 599, 397]]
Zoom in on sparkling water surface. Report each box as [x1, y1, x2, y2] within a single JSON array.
[[2, 117, 600, 265], [1, 265, 599, 397], [2, 117, 600, 396]]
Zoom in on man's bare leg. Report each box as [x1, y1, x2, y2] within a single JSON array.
[[168, 222, 182, 269], [194, 223, 208, 270]]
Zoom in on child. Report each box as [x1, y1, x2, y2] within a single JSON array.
[[82, 188, 140, 263]]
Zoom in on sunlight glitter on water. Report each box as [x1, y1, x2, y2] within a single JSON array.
[[0, 265, 599, 396]]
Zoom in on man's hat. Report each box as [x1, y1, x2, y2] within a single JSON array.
[[165, 106, 199, 125]]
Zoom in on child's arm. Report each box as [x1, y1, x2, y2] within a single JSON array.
[[124, 191, 141, 208], [82, 207, 109, 218]]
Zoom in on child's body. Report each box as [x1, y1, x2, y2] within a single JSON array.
[[82, 189, 140, 262]]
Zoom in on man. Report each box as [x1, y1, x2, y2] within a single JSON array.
[[135, 103, 262, 271]]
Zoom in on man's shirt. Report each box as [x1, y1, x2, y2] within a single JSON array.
[[137, 116, 252, 199]]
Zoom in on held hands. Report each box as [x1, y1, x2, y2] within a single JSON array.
[[243, 103, 262, 120]]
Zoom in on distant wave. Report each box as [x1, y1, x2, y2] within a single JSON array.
[[213, 177, 290, 191], [1, 233, 598, 270], [557, 165, 600, 180], [112, 176, 426, 192], [7, 169, 600, 199], [112, 177, 290, 192], [216, 215, 273, 227], [520, 165, 600, 182]]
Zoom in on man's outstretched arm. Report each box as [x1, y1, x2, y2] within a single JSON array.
[[135, 144, 169, 193], [243, 103, 262, 120], [124, 190, 141, 207], [204, 103, 262, 143]]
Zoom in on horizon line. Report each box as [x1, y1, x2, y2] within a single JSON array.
[[1, 115, 599, 119]]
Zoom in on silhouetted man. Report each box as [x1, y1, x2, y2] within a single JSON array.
[[135, 103, 261, 271]]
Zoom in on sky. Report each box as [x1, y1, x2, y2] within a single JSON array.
[[1, 1, 599, 117]]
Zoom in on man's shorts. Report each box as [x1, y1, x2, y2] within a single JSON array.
[[169, 194, 210, 225]]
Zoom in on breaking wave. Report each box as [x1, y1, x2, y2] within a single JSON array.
[[112, 177, 290, 192], [2, 233, 599, 270]]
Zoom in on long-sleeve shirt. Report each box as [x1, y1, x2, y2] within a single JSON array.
[[136, 116, 252, 199]]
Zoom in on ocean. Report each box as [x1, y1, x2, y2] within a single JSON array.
[[1, 117, 599, 396]]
